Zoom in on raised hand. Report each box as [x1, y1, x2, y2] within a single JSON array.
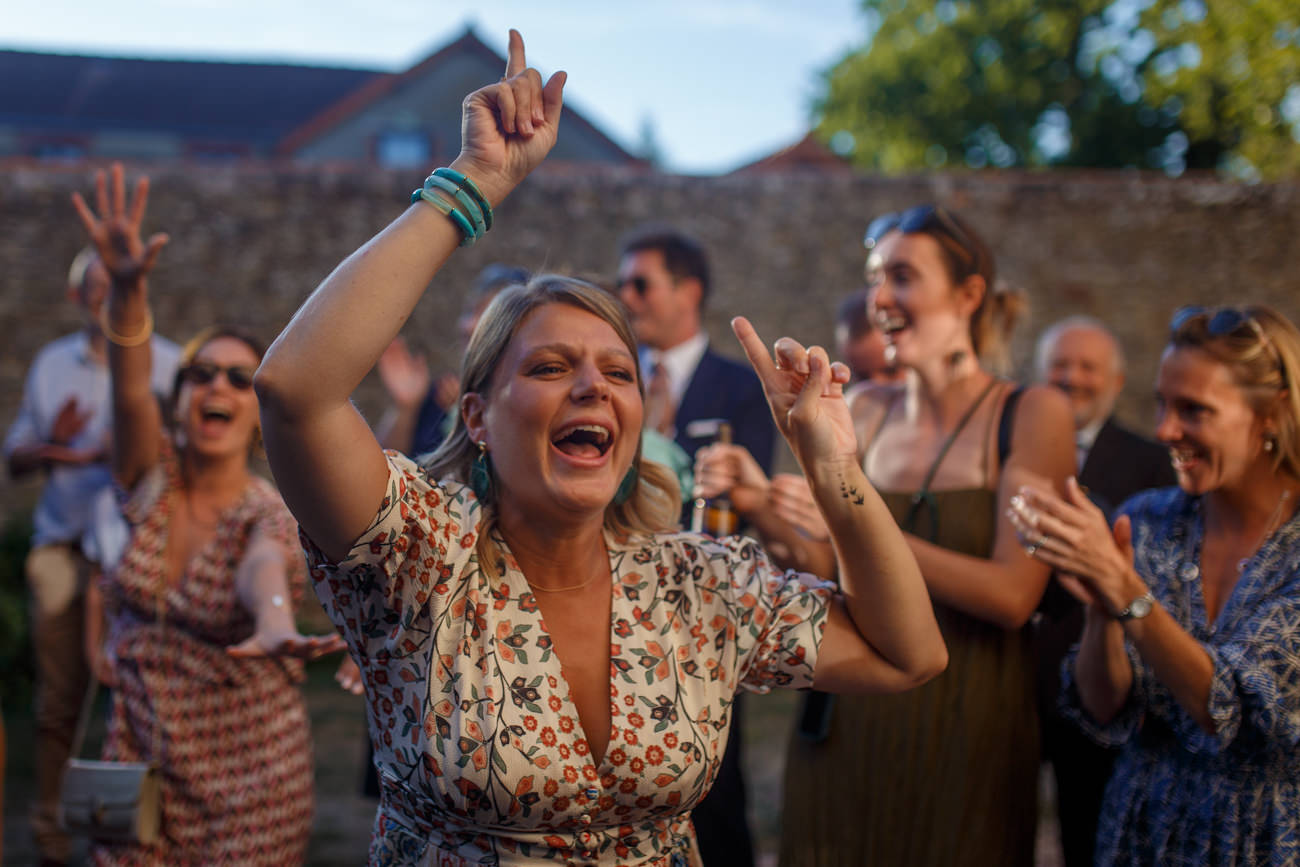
[[377, 336, 432, 409], [50, 397, 93, 445], [455, 30, 566, 204], [70, 163, 169, 292], [731, 316, 856, 471]]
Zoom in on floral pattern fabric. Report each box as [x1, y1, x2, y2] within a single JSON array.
[[305, 452, 832, 867], [1061, 487, 1300, 866]]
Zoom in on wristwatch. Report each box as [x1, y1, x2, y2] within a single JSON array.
[[1116, 591, 1156, 621]]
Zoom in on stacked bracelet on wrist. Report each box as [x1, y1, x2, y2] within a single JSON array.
[[410, 167, 495, 247]]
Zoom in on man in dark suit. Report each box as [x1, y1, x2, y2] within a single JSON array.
[[617, 226, 774, 867], [1034, 316, 1176, 867]]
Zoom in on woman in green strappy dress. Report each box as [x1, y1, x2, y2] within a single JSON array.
[[695, 206, 1075, 866]]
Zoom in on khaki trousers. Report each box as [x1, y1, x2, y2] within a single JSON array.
[[26, 542, 93, 864]]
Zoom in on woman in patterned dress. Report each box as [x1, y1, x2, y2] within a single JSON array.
[[253, 30, 948, 867], [1012, 304, 1300, 865], [71, 165, 346, 865]]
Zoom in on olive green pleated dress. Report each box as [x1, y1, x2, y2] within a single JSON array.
[[779, 487, 1039, 867]]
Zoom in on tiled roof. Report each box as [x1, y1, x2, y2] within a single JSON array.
[[0, 48, 379, 148]]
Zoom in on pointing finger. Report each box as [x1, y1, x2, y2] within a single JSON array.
[[504, 29, 526, 79], [731, 316, 778, 382]]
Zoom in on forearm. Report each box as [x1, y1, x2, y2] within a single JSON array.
[[1124, 604, 1216, 732], [813, 458, 945, 680], [1073, 605, 1134, 724], [105, 286, 161, 487], [84, 577, 106, 668], [234, 539, 296, 634], [910, 536, 1045, 629]]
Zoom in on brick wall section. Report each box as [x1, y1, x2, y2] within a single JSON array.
[[3, 163, 1298, 516]]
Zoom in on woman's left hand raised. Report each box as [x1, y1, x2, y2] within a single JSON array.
[[732, 317, 856, 471], [454, 29, 566, 206], [70, 162, 169, 292]]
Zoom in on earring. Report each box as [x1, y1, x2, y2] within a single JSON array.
[[1264, 434, 1277, 453], [470, 441, 494, 503], [612, 465, 639, 506]]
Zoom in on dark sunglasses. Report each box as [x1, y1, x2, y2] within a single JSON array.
[[864, 205, 978, 258], [1169, 305, 1264, 340], [618, 275, 651, 296], [180, 362, 256, 390]]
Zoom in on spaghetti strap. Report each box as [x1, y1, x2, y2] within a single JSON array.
[[903, 378, 1000, 539]]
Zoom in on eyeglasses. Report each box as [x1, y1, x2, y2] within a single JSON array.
[[180, 362, 256, 390], [618, 275, 651, 297], [864, 205, 979, 262]]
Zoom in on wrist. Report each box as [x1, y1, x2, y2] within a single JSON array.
[[447, 157, 510, 212]]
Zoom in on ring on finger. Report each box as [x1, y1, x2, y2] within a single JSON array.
[[1024, 542, 1040, 556]]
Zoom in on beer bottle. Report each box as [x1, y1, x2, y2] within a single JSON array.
[[691, 422, 738, 536]]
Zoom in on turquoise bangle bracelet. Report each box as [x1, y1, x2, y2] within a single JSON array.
[[415, 188, 477, 246], [433, 168, 494, 230], [423, 175, 486, 237]]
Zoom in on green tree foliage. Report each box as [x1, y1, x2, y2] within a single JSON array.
[[816, 0, 1300, 178]]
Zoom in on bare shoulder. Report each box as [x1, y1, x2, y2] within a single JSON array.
[[1009, 383, 1072, 432]]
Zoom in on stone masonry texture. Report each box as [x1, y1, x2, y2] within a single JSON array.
[[2, 163, 1298, 518]]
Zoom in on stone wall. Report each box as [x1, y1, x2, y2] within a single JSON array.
[[3, 162, 1298, 517]]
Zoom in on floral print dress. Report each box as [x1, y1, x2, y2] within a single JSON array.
[[305, 453, 833, 866], [1062, 487, 1300, 866]]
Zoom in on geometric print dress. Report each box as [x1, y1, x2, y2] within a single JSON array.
[[93, 451, 313, 866], [1061, 487, 1300, 866], [303, 452, 834, 866]]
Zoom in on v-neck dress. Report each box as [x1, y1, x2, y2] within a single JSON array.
[[304, 452, 833, 866], [1061, 487, 1300, 866], [93, 451, 314, 866]]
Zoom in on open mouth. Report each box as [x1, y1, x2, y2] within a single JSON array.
[[874, 309, 908, 338], [551, 423, 613, 459], [1168, 447, 1200, 472]]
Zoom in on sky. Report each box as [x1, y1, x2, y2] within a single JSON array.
[[5, 0, 869, 174]]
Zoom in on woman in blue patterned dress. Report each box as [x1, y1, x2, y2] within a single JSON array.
[[1011, 304, 1300, 865], [253, 30, 947, 866]]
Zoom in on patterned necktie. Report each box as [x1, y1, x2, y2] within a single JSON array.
[[646, 362, 676, 436]]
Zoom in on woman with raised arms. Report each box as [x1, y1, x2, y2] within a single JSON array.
[[253, 30, 946, 867]]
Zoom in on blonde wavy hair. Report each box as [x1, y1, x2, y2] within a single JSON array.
[[1168, 304, 1300, 480], [421, 275, 682, 579]]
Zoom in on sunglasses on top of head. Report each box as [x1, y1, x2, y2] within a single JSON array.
[[180, 362, 256, 390], [864, 204, 978, 257]]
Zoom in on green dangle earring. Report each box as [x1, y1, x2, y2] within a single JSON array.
[[612, 465, 638, 505], [470, 441, 495, 503]]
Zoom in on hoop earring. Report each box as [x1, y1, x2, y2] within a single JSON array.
[[612, 465, 638, 506], [470, 441, 495, 503]]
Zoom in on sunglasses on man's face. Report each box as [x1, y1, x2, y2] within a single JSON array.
[[864, 204, 978, 258], [180, 362, 256, 390], [617, 275, 652, 297]]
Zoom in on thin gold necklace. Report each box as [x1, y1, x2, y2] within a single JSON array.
[[525, 570, 608, 593]]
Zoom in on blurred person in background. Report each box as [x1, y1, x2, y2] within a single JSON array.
[[4, 245, 180, 867], [72, 164, 344, 865]]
